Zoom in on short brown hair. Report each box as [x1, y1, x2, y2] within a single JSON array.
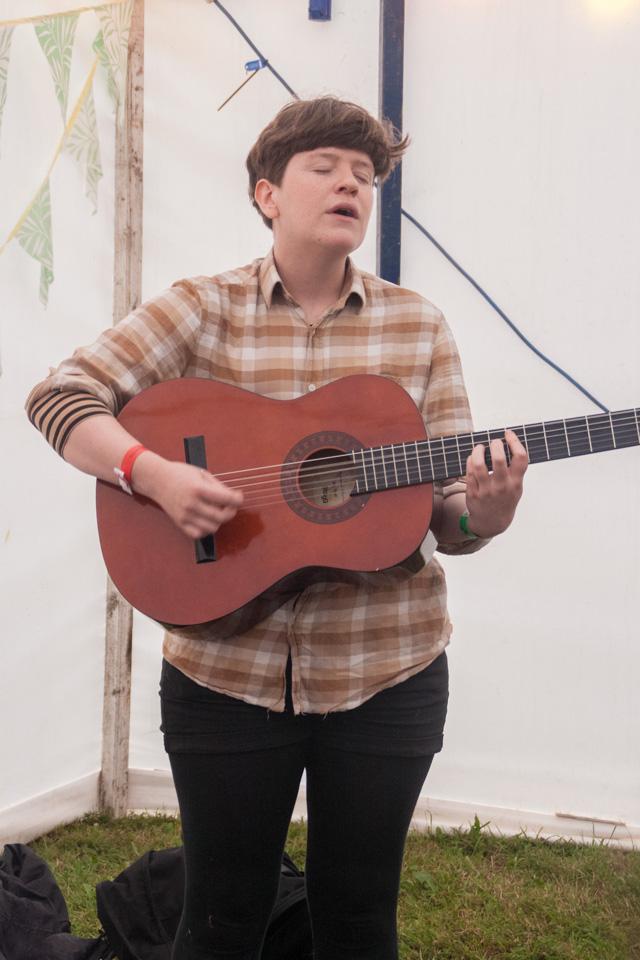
[[246, 96, 409, 228]]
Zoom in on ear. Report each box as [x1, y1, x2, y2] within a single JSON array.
[[254, 179, 280, 222]]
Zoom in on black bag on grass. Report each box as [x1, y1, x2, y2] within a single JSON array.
[[96, 846, 312, 960], [0, 843, 113, 960], [0, 843, 310, 959]]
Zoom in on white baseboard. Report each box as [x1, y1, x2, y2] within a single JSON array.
[[2, 769, 636, 850], [127, 767, 309, 822], [410, 794, 638, 849], [0, 772, 100, 846], [129, 768, 638, 850]]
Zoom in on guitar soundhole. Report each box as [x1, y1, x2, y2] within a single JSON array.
[[282, 430, 370, 524], [299, 448, 356, 507]]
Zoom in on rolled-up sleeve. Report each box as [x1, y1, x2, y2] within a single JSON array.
[[25, 280, 204, 455]]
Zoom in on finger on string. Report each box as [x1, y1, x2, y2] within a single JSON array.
[[505, 430, 529, 473], [468, 446, 489, 484], [199, 471, 243, 503], [489, 438, 509, 478]]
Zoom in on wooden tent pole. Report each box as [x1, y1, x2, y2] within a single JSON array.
[[99, 0, 144, 817]]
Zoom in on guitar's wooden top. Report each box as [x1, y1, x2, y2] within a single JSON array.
[[96, 375, 433, 625], [97, 375, 639, 625]]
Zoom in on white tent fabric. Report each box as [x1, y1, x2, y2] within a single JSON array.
[[1, 0, 638, 846]]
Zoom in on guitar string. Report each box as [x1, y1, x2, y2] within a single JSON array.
[[233, 428, 640, 511], [204, 414, 640, 485], [237, 487, 366, 512], [217, 433, 640, 503], [205, 412, 640, 484], [203, 417, 640, 496]]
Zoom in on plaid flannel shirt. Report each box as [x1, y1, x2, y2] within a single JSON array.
[[26, 251, 487, 713]]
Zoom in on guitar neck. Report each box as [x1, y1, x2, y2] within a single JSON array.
[[352, 407, 640, 494]]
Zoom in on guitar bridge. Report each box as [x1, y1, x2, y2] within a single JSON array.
[[184, 435, 216, 563]]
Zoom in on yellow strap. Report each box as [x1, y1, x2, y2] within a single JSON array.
[[0, 56, 98, 255], [0, 0, 126, 29]]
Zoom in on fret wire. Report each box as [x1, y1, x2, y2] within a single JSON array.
[[566, 417, 590, 457], [353, 411, 639, 495], [544, 420, 569, 458], [590, 414, 615, 452], [390, 444, 399, 487], [398, 442, 409, 486], [376, 446, 387, 488], [360, 449, 368, 491], [440, 437, 449, 478], [369, 448, 379, 490], [350, 411, 640, 494], [405, 442, 414, 484], [414, 441, 423, 482], [585, 417, 593, 454], [426, 437, 436, 481], [458, 432, 473, 454], [380, 445, 389, 489], [362, 449, 375, 493], [542, 423, 550, 460], [458, 433, 473, 472], [609, 413, 640, 450], [358, 449, 367, 494], [442, 436, 461, 479], [413, 417, 640, 456], [454, 433, 463, 475], [364, 448, 372, 492], [410, 441, 421, 484], [431, 437, 446, 478], [529, 424, 547, 463], [611, 427, 637, 444], [402, 442, 411, 485]]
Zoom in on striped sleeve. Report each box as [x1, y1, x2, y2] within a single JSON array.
[[25, 280, 205, 455], [26, 388, 113, 456]]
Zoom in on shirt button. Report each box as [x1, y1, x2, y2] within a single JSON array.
[[308, 383, 316, 392]]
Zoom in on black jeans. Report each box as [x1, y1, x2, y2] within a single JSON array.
[[160, 653, 448, 960]]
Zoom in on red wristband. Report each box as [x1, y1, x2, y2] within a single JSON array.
[[114, 443, 148, 495]]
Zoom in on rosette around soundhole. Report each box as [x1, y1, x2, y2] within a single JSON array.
[[281, 430, 370, 524]]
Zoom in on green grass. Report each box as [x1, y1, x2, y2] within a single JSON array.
[[32, 814, 640, 959]]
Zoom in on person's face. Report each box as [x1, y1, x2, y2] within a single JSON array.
[[256, 146, 375, 257]]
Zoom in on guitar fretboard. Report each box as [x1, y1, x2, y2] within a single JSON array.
[[351, 408, 640, 494]]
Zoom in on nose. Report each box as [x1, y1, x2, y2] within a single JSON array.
[[335, 165, 359, 194]]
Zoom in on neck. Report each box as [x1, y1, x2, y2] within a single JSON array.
[[272, 239, 348, 314], [351, 407, 640, 496]]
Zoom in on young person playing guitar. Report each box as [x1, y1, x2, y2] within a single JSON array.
[[27, 98, 527, 959]]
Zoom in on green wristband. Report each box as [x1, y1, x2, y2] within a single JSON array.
[[459, 511, 479, 540]]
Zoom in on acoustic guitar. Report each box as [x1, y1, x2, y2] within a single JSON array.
[[96, 375, 639, 626]]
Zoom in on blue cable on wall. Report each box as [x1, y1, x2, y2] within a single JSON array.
[[401, 211, 609, 413], [210, 0, 610, 414]]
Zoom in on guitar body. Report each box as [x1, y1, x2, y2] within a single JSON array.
[[96, 375, 433, 626]]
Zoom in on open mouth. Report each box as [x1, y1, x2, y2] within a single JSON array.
[[331, 208, 357, 219]]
